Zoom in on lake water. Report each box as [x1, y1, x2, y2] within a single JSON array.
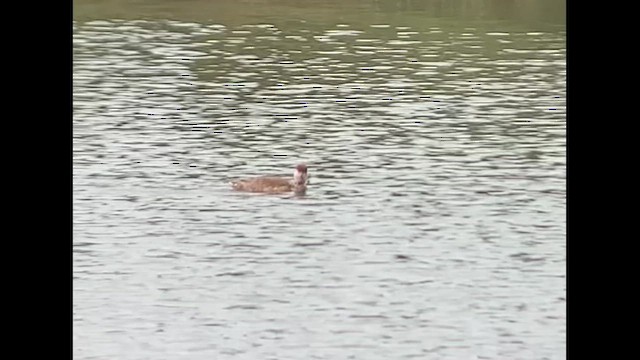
[[73, 1, 566, 359]]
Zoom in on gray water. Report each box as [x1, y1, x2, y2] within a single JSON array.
[[73, 1, 565, 359]]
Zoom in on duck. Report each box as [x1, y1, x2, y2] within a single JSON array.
[[231, 164, 309, 194]]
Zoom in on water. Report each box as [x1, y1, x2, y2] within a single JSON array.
[[73, 1, 566, 359]]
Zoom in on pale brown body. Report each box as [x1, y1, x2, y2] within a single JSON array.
[[231, 177, 303, 193], [231, 164, 309, 194]]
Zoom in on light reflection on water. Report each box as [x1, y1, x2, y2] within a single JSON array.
[[74, 9, 565, 360]]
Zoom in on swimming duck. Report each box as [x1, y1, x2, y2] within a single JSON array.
[[231, 164, 309, 194]]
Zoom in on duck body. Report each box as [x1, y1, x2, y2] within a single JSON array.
[[231, 164, 308, 194]]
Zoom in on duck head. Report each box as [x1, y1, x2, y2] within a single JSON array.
[[292, 163, 308, 186]]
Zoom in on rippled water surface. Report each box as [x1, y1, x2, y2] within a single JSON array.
[[74, 1, 565, 359]]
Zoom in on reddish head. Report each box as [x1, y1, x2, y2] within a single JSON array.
[[296, 164, 307, 173], [293, 164, 308, 185]]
